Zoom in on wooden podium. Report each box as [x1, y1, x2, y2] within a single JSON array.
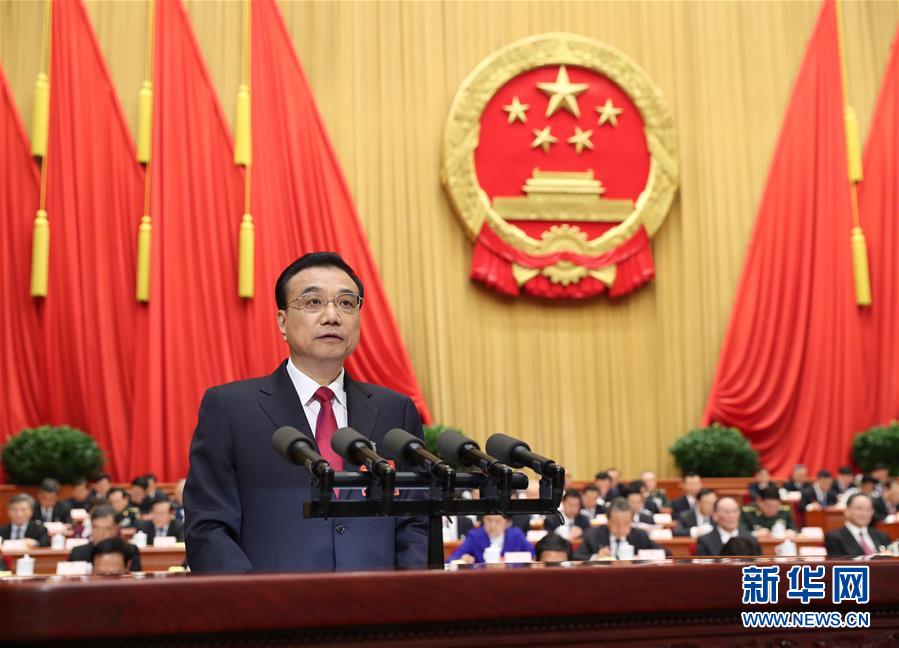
[[1, 558, 898, 646]]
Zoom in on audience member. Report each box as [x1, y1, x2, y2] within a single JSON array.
[[833, 466, 856, 496], [740, 486, 797, 537], [580, 485, 603, 519], [107, 488, 140, 528], [640, 470, 668, 511], [782, 464, 811, 492], [32, 478, 71, 524], [137, 500, 184, 544], [669, 473, 703, 516], [90, 473, 112, 502], [573, 499, 664, 560], [67, 505, 142, 571], [720, 536, 763, 556], [674, 488, 717, 537], [825, 493, 890, 557], [871, 463, 890, 494], [621, 482, 655, 526], [64, 478, 93, 511], [606, 467, 622, 497], [1, 494, 50, 547], [535, 533, 572, 562], [696, 497, 761, 556], [882, 480, 899, 518], [748, 467, 774, 501], [447, 514, 534, 564], [799, 470, 837, 511], [593, 471, 617, 507], [130, 477, 156, 515], [545, 490, 590, 540], [858, 476, 888, 524], [91, 537, 133, 576]]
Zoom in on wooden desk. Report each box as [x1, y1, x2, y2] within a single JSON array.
[[805, 509, 899, 540], [1, 558, 897, 646], [1, 546, 185, 574]]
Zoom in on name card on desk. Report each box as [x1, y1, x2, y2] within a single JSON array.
[[799, 527, 824, 540], [69, 508, 89, 522], [153, 536, 177, 547], [503, 551, 533, 563], [637, 549, 667, 561], [652, 513, 672, 525], [649, 528, 673, 540], [56, 561, 92, 576], [1, 540, 29, 552], [65, 538, 90, 550], [43, 522, 67, 536]]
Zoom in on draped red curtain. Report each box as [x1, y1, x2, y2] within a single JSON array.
[[0, 66, 43, 476], [129, 0, 247, 480], [245, 0, 431, 422], [38, 0, 144, 480], [702, 0, 868, 477], [859, 29, 899, 425]]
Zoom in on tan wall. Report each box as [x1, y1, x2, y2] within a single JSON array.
[[2, 1, 897, 480]]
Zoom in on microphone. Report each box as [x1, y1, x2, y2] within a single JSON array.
[[485, 433, 562, 476], [272, 426, 333, 480], [436, 430, 512, 485], [382, 428, 455, 487], [331, 427, 396, 486]]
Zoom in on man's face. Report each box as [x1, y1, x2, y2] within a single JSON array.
[[150, 504, 173, 530], [626, 493, 643, 515], [759, 498, 780, 517], [562, 496, 581, 519], [146, 478, 157, 492], [37, 490, 57, 508], [595, 478, 611, 494], [581, 490, 599, 510], [130, 485, 147, 503], [607, 509, 632, 540], [93, 553, 127, 577], [482, 515, 506, 539], [277, 267, 361, 372], [817, 477, 833, 492], [108, 492, 127, 513], [607, 469, 620, 486], [93, 478, 110, 495], [838, 473, 854, 488], [641, 472, 657, 490], [91, 516, 118, 543], [846, 496, 874, 528], [8, 501, 32, 526], [698, 493, 718, 517], [872, 468, 889, 483], [887, 483, 899, 505], [792, 467, 808, 483], [72, 484, 89, 501], [756, 469, 770, 483], [714, 498, 740, 533], [683, 476, 702, 497]]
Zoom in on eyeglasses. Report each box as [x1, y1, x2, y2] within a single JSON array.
[[287, 292, 363, 314]]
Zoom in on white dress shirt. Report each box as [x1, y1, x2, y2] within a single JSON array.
[[285, 360, 348, 438], [717, 527, 739, 545], [845, 521, 879, 553]]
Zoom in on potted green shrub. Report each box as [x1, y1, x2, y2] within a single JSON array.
[[852, 422, 899, 475], [668, 424, 758, 477], [1, 425, 104, 485]]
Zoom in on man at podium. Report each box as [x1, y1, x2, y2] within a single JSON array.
[[184, 253, 428, 572]]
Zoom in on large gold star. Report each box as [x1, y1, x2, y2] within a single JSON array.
[[503, 96, 529, 124], [567, 126, 594, 154], [596, 99, 623, 127], [537, 66, 589, 118], [531, 126, 558, 153]]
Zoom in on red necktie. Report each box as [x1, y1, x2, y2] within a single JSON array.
[[313, 386, 343, 471]]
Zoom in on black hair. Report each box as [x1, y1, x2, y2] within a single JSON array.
[[73, 477, 88, 487], [582, 484, 599, 494], [872, 462, 889, 472], [535, 534, 572, 560], [594, 471, 610, 481], [150, 499, 173, 513], [275, 252, 364, 309], [108, 487, 128, 500], [759, 486, 780, 501], [94, 473, 110, 482], [816, 469, 833, 479], [91, 537, 130, 564], [721, 536, 761, 556], [40, 478, 61, 493], [838, 466, 854, 475], [697, 488, 716, 500], [563, 489, 582, 501], [860, 475, 878, 485], [91, 505, 117, 522], [131, 477, 149, 490], [683, 472, 700, 480], [144, 473, 158, 483]]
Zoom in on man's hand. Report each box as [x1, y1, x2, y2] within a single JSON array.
[[460, 554, 475, 564]]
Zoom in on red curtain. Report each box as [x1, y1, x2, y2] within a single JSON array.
[[702, 0, 868, 477], [245, 0, 431, 422], [38, 0, 145, 480], [129, 0, 247, 480], [859, 29, 899, 425], [0, 65, 43, 474]]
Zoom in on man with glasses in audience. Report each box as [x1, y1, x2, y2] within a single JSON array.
[[825, 493, 890, 557], [696, 497, 761, 556], [185, 252, 427, 573], [1, 494, 49, 547]]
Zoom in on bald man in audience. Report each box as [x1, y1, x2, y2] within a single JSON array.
[[0, 494, 49, 547], [68, 505, 142, 571], [674, 488, 717, 537], [825, 493, 891, 557], [670, 473, 703, 516], [573, 499, 664, 560], [696, 497, 761, 556]]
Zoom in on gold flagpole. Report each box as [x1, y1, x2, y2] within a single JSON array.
[[30, 0, 52, 297], [835, 0, 872, 306], [136, 0, 155, 303], [236, 0, 254, 298]]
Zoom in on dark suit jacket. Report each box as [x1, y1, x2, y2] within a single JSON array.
[[0, 521, 50, 547], [136, 519, 185, 544], [32, 502, 71, 525], [68, 541, 143, 571], [544, 512, 591, 535], [572, 526, 663, 560], [748, 481, 776, 501], [872, 495, 889, 524], [799, 486, 837, 511], [696, 529, 761, 556], [825, 525, 891, 557], [782, 480, 811, 492], [673, 509, 714, 537], [184, 362, 428, 573], [669, 495, 694, 517]]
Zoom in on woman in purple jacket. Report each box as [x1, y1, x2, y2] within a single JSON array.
[[447, 514, 535, 563]]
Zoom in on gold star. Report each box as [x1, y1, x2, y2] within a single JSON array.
[[531, 126, 558, 153], [567, 127, 594, 154], [503, 96, 529, 124], [537, 66, 589, 118], [596, 99, 623, 127]]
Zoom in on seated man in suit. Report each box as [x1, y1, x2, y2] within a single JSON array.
[[447, 514, 534, 564], [573, 499, 665, 560], [593, 471, 617, 509], [621, 482, 656, 526], [68, 505, 142, 571], [833, 466, 856, 497], [1, 494, 50, 547], [696, 497, 762, 556], [580, 485, 603, 519], [535, 533, 572, 563], [137, 500, 184, 544], [64, 478, 93, 511], [544, 489, 591, 541], [782, 463, 811, 492], [825, 493, 891, 557], [871, 463, 890, 495], [185, 252, 428, 572], [90, 473, 112, 503], [107, 488, 141, 528], [640, 470, 668, 512], [799, 469, 837, 511], [32, 478, 71, 524], [740, 486, 798, 538], [674, 488, 717, 537], [670, 472, 703, 517], [882, 479, 899, 519], [91, 537, 134, 577], [748, 467, 775, 502], [130, 476, 168, 515]]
